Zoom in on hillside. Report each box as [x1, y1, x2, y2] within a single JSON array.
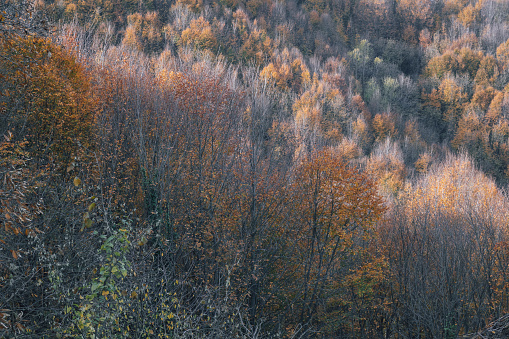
[[1, 0, 509, 337]]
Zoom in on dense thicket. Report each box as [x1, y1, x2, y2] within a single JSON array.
[[2, 0, 509, 337]]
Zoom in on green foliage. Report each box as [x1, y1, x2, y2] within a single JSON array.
[[65, 226, 132, 338], [348, 39, 373, 84]]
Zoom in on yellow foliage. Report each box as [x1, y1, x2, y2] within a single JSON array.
[[239, 27, 275, 65], [260, 63, 279, 84], [366, 140, 406, 198], [293, 77, 325, 129], [233, 8, 249, 33], [122, 25, 142, 50], [291, 58, 311, 87], [65, 3, 77, 15], [471, 85, 497, 112], [336, 138, 361, 160], [457, 4, 479, 28], [438, 77, 466, 124], [415, 152, 432, 173], [496, 39, 509, 71], [451, 111, 482, 150], [439, 78, 463, 103], [425, 47, 483, 79], [403, 154, 508, 229], [352, 115, 372, 150], [180, 17, 217, 51], [259, 49, 311, 91]]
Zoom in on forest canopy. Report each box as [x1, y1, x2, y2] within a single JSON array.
[[1, 0, 509, 337]]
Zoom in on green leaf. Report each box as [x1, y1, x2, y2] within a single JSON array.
[[91, 282, 101, 292]]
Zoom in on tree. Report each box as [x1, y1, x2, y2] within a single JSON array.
[[276, 149, 386, 335], [1, 33, 96, 170], [372, 112, 397, 142], [396, 0, 435, 36], [497, 39, 509, 71], [121, 12, 163, 52], [348, 39, 373, 88], [180, 16, 218, 51], [381, 153, 509, 337], [0, 13, 98, 336]]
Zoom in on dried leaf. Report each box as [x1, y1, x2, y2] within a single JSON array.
[[83, 218, 92, 229]]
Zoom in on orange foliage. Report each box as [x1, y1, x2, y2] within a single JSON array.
[[1, 34, 96, 170], [451, 111, 483, 150], [486, 91, 505, 124], [372, 113, 397, 141], [471, 85, 498, 112], [415, 152, 432, 173], [260, 48, 310, 91], [425, 47, 483, 79], [281, 149, 386, 331], [295, 149, 385, 240]]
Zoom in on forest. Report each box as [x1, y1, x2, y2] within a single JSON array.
[[1, 0, 509, 337]]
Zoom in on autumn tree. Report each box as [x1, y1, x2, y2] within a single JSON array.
[[180, 16, 218, 51], [381, 154, 509, 337], [366, 139, 406, 200], [396, 0, 435, 37], [0, 7, 100, 336], [121, 12, 164, 52], [273, 149, 386, 335]]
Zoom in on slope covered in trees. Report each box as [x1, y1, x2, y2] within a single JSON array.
[[1, 0, 509, 337]]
